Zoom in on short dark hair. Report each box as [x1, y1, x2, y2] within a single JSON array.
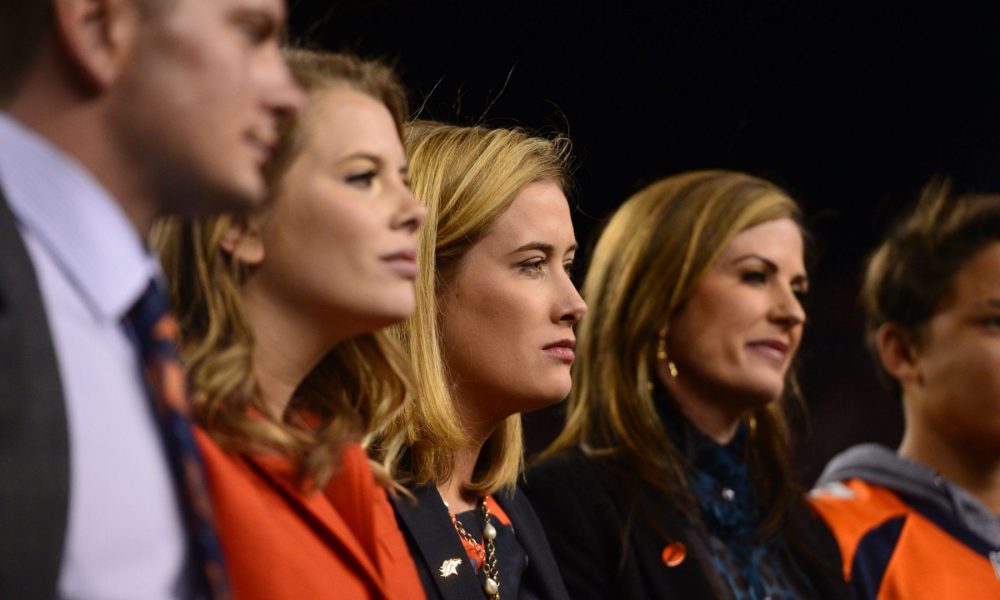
[[0, 2, 53, 102], [0, 0, 172, 103], [862, 179, 1000, 391]]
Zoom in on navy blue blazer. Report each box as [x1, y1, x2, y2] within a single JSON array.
[[0, 189, 70, 599], [390, 483, 570, 600]]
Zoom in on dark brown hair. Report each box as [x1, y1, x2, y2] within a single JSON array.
[[0, 0, 173, 102], [0, 2, 52, 101], [862, 179, 1000, 393]]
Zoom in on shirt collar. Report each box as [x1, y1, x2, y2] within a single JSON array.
[[0, 112, 158, 323]]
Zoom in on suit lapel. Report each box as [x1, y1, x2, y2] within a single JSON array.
[[0, 190, 70, 599], [392, 484, 486, 599], [496, 491, 571, 600], [243, 453, 391, 599]]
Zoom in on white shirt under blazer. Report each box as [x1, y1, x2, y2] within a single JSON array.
[[0, 112, 195, 599]]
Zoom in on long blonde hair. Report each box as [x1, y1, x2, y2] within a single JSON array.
[[371, 120, 573, 497], [152, 50, 411, 488], [544, 169, 803, 535]]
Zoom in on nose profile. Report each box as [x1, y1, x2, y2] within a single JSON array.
[[262, 47, 307, 120], [394, 187, 426, 234], [557, 277, 587, 325], [771, 284, 806, 328]]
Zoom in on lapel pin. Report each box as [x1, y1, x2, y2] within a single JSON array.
[[439, 558, 463, 577], [661, 541, 686, 568]]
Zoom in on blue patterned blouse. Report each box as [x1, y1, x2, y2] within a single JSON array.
[[666, 411, 817, 600]]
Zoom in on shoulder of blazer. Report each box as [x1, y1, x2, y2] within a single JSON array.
[[493, 489, 571, 600], [390, 483, 485, 600], [0, 190, 70, 599], [526, 448, 719, 598], [524, 447, 622, 512]]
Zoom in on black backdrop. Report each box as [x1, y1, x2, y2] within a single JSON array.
[[288, 0, 1000, 482]]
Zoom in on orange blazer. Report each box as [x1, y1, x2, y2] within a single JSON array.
[[195, 428, 425, 600]]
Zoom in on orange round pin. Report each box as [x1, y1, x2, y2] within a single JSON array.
[[661, 541, 686, 567]]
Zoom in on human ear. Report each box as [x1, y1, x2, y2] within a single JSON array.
[[52, 0, 139, 90], [876, 323, 922, 387], [219, 216, 266, 267]]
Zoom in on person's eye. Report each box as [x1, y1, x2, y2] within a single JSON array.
[[519, 257, 548, 275], [793, 287, 809, 303], [981, 315, 1000, 331], [345, 170, 378, 188], [234, 15, 274, 45], [741, 270, 768, 285], [563, 260, 575, 278]]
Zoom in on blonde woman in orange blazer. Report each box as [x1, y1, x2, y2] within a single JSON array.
[[154, 50, 426, 599]]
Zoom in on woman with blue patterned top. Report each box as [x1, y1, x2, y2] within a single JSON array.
[[525, 170, 851, 600]]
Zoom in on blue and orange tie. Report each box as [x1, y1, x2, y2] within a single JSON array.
[[127, 279, 229, 599]]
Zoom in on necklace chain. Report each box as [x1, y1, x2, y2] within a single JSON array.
[[447, 497, 500, 599]]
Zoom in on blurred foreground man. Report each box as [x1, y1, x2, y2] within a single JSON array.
[[0, 0, 303, 597]]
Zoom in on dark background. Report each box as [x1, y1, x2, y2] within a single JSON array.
[[288, 0, 1000, 482]]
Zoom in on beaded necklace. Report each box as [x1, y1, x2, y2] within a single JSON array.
[[445, 497, 500, 598]]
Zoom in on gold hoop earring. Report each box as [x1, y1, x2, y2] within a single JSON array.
[[657, 332, 678, 378]]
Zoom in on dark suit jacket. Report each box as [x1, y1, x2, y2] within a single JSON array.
[[390, 483, 571, 600], [524, 448, 853, 600], [0, 189, 70, 599]]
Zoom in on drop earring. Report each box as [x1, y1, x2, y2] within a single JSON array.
[[657, 331, 678, 378]]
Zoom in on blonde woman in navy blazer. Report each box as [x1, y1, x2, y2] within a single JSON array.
[[371, 121, 583, 600]]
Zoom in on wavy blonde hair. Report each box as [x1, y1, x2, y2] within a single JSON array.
[[152, 50, 411, 489], [543, 169, 804, 536], [371, 120, 573, 497]]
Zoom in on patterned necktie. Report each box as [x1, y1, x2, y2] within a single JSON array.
[[127, 278, 230, 600]]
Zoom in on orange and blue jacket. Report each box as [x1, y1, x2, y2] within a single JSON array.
[[810, 445, 1000, 599]]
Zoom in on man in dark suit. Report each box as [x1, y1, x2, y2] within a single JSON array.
[[0, 1, 303, 597]]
